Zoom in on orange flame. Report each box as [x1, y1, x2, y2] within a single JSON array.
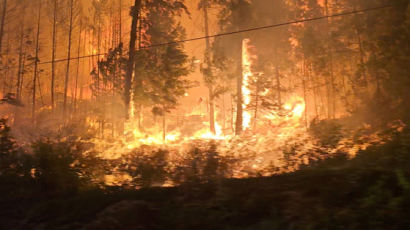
[[242, 39, 253, 130]]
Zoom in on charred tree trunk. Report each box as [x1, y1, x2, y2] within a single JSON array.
[[51, 0, 58, 111], [111, 12, 117, 137], [203, 0, 215, 134], [119, 0, 122, 44], [355, 24, 368, 88], [0, 0, 7, 54], [124, 0, 142, 118], [325, 0, 336, 119], [16, 6, 25, 100], [135, 11, 143, 130], [63, 0, 74, 119], [3, 31, 9, 95], [19, 53, 26, 101], [37, 71, 44, 107], [32, 0, 42, 124]]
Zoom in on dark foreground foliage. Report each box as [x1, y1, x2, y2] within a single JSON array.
[[1, 121, 410, 229]]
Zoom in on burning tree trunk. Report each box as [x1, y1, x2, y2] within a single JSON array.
[[235, 63, 243, 135], [236, 39, 253, 135], [51, 0, 58, 111], [124, 0, 142, 119], [0, 0, 7, 54], [32, 0, 42, 124], [63, 0, 74, 119]]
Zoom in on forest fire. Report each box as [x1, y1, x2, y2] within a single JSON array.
[[87, 38, 309, 167], [242, 38, 253, 130], [0, 0, 408, 228]]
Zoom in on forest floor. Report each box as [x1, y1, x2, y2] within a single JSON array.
[[2, 128, 410, 230]]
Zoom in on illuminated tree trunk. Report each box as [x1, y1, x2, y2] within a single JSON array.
[[3, 31, 9, 95], [63, 0, 74, 119], [230, 94, 234, 133], [162, 107, 166, 142], [324, 0, 336, 119], [162, 111, 167, 144], [235, 64, 243, 135], [74, 21, 82, 114], [222, 94, 226, 131], [202, 0, 216, 134], [341, 63, 349, 109], [124, 0, 142, 118], [81, 29, 87, 102], [136, 11, 143, 131], [111, 9, 117, 138], [0, 0, 7, 54], [97, 15, 101, 96], [275, 66, 281, 106], [0, 0, 6, 95], [302, 58, 308, 129], [253, 82, 259, 131], [309, 62, 319, 118], [51, 0, 58, 111], [32, 0, 42, 124]]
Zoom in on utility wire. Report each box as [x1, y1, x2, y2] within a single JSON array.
[[1, 4, 395, 71], [143, 4, 393, 49]]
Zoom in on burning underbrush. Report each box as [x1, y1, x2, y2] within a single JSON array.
[[78, 109, 405, 188], [2, 95, 405, 189]]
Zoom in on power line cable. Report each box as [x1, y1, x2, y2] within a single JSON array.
[[142, 4, 393, 49]]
